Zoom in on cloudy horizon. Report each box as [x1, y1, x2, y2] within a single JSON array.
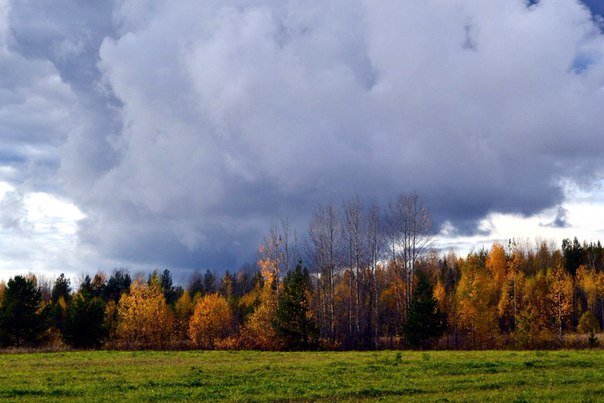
[[2, 0, 604, 281]]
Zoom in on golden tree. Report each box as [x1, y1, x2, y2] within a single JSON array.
[[378, 269, 406, 344], [242, 255, 281, 350], [433, 279, 447, 314], [576, 265, 603, 315], [116, 277, 172, 349], [188, 293, 233, 349], [486, 243, 507, 290], [546, 266, 574, 346], [456, 253, 499, 348], [513, 272, 553, 348], [174, 290, 195, 344]]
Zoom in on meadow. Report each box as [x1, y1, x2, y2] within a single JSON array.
[[0, 350, 602, 401]]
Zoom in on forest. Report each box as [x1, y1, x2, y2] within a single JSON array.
[[0, 193, 603, 351]]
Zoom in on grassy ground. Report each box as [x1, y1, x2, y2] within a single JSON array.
[[0, 350, 602, 401]]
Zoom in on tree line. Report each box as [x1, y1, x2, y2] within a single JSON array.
[[0, 193, 603, 350]]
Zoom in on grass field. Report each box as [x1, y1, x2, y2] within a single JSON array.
[[0, 350, 602, 401]]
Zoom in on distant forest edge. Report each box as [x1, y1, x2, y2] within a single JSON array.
[[0, 193, 603, 351]]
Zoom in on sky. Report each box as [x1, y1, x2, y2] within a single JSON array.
[[1, 0, 604, 282]]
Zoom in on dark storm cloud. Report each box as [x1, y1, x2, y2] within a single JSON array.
[[5, 0, 122, 194], [2, 0, 604, 270]]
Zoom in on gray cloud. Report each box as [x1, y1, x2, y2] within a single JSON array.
[[541, 206, 571, 229], [2, 0, 604, 271], [0, 190, 27, 231]]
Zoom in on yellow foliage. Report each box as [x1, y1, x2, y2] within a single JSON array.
[[379, 275, 405, 314], [116, 277, 173, 349], [576, 265, 604, 314], [175, 290, 194, 319], [456, 254, 499, 348], [578, 311, 600, 334], [497, 269, 525, 328], [57, 296, 68, 313], [188, 293, 234, 349], [546, 266, 574, 344], [242, 275, 280, 350], [174, 291, 195, 342]]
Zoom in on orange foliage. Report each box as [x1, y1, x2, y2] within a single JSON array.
[[433, 279, 447, 314], [188, 293, 234, 349], [241, 268, 280, 350], [486, 243, 507, 290]]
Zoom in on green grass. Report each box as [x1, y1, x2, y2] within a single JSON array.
[[0, 350, 602, 401]]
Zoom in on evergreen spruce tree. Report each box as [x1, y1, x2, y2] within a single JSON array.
[[50, 274, 72, 334], [404, 269, 445, 349], [51, 274, 72, 304], [0, 275, 50, 347], [62, 293, 107, 348], [104, 270, 131, 303], [274, 261, 318, 350]]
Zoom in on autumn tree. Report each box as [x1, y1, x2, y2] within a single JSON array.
[[578, 311, 600, 347], [497, 246, 526, 333], [116, 277, 172, 349], [174, 290, 195, 345], [243, 253, 280, 350], [378, 262, 405, 347], [456, 251, 499, 348], [546, 266, 574, 346], [576, 265, 604, 329], [188, 293, 234, 349], [513, 272, 552, 348]]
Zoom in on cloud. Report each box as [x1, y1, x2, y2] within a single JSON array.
[[2, 0, 604, 271], [0, 181, 88, 280], [541, 206, 570, 228]]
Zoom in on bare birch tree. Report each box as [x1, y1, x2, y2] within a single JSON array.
[[342, 196, 364, 346], [366, 203, 384, 348], [306, 203, 340, 342], [386, 192, 434, 320]]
